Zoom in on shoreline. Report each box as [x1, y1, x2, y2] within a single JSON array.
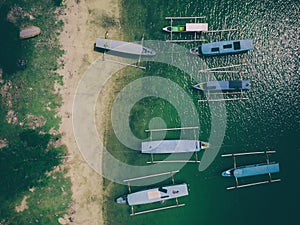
[[58, 0, 121, 224]]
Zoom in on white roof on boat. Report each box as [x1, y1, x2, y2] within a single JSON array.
[[186, 23, 208, 32], [127, 184, 188, 206], [142, 140, 201, 154]]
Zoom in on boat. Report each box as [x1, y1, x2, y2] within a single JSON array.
[[222, 162, 280, 178], [190, 39, 254, 56], [116, 183, 188, 206], [141, 140, 209, 154], [163, 23, 208, 33], [193, 80, 251, 92], [95, 38, 156, 56]]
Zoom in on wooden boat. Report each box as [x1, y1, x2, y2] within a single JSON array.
[[116, 183, 188, 206], [141, 140, 209, 154], [222, 162, 280, 178], [190, 39, 254, 56], [221, 151, 281, 190], [20, 26, 41, 39], [163, 23, 208, 33], [193, 80, 251, 92], [95, 38, 156, 56]]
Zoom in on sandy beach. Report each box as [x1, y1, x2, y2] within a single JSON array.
[[58, 0, 121, 224]]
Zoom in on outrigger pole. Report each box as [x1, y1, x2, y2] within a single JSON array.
[[199, 64, 246, 72]]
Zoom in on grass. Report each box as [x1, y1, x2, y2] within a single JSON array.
[[0, 0, 72, 224]]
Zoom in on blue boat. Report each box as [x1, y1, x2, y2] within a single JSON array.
[[193, 80, 251, 92], [190, 39, 254, 56], [222, 162, 280, 178]]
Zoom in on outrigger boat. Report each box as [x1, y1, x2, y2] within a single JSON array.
[[119, 170, 188, 216], [221, 151, 281, 190], [95, 38, 156, 56], [163, 23, 208, 33], [197, 64, 251, 102], [143, 127, 209, 164], [163, 16, 238, 43], [193, 80, 251, 92], [116, 183, 188, 206], [142, 140, 209, 154], [190, 39, 254, 56]]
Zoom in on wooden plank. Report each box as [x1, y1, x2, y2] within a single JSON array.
[[205, 28, 238, 33], [130, 204, 185, 216], [166, 39, 205, 43], [123, 170, 179, 183], [146, 160, 201, 164], [199, 64, 246, 72], [165, 16, 206, 20], [104, 59, 146, 70], [198, 97, 249, 103], [227, 179, 281, 190], [222, 151, 276, 157], [145, 126, 199, 132]]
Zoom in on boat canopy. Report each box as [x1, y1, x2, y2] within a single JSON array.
[[127, 184, 188, 206], [186, 23, 208, 32]]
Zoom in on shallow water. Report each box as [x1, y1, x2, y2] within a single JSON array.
[[104, 0, 300, 224]]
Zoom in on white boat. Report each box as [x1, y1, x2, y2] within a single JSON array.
[[141, 140, 209, 154], [116, 183, 188, 206], [95, 38, 156, 56]]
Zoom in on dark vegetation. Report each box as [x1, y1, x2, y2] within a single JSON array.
[[0, 0, 71, 224]]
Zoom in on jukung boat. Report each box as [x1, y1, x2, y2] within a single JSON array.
[[163, 23, 208, 33], [95, 38, 156, 56], [222, 162, 280, 178], [141, 140, 209, 154], [116, 183, 188, 206], [193, 80, 251, 92], [190, 39, 254, 56]]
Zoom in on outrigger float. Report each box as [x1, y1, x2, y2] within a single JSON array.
[[190, 39, 254, 56], [117, 170, 189, 216], [221, 151, 281, 190], [141, 127, 209, 164]]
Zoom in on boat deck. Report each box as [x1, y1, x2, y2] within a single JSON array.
[[141, 140, 201, 154], [95, 38, 156, 56], [127, 184, 188, 206], [234, 163, 280, 178]]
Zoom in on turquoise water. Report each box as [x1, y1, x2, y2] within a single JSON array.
[[104, 0, 300, 224]]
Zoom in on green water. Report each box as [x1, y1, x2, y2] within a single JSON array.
[[104, 0, 300, 224]]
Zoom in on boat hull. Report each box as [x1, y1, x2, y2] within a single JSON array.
[[193, 80, 251, 92], [191, 39, 254, 56], [163, 23, 208, 33], [118, 184, 189, 206], [222, 162, 280, 178], [141, 140, 209, 154], [95, 38, 156, 56]]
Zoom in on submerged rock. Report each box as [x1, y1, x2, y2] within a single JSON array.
[[20, 26, 41, 39]]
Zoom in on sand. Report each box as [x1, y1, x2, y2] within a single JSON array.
[[58, 0, 121, 224]]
